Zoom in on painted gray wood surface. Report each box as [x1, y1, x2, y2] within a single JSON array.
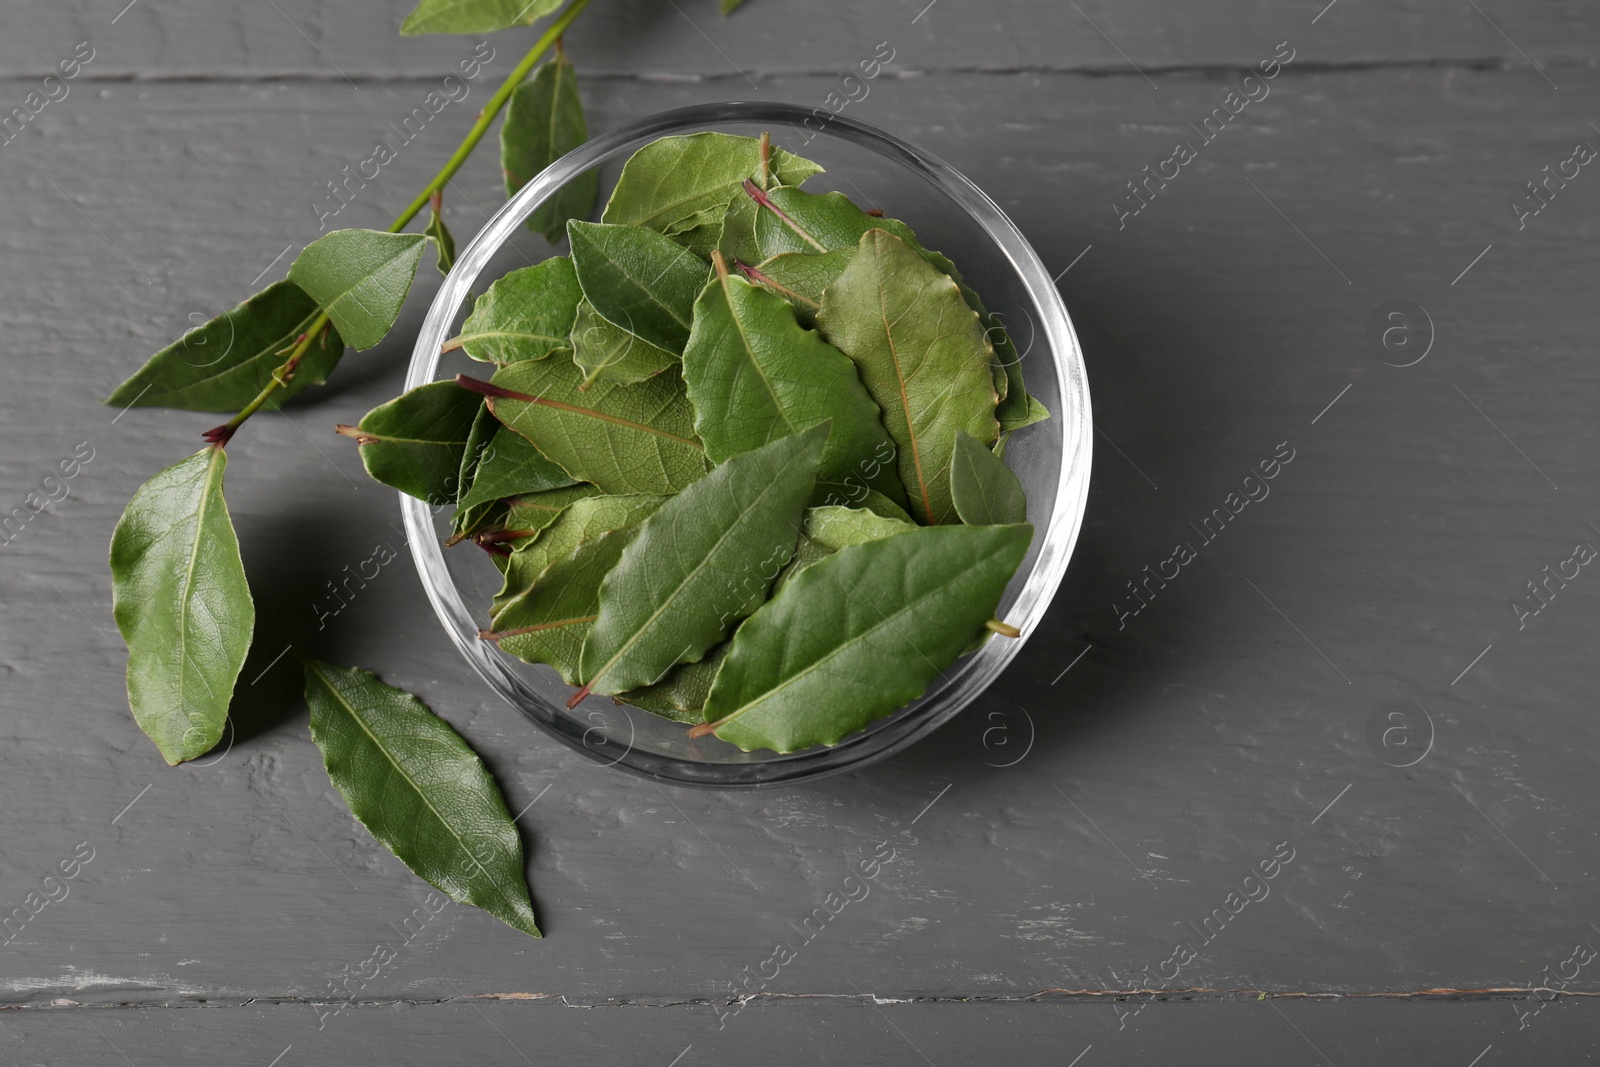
[[2, 0, 1598, 1062]]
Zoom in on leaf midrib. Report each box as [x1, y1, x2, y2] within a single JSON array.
[[360, 433, 472, 446], [312, 237, 422, 326], [586, 465, 797, 690], [174, 448, 228, 741], [871, 239, 933, 522], [148, 305, 323, 400], [712, 550, 978, 731], [601, 249, 694, 332], [720, 273, 798, 438]]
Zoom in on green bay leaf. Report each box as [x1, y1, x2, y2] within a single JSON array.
[[817, 229, 1000, 525], [804, 504, 916, 551], [993, 334, 1051, 432], [486, 528, 639, 684], [300, 656, 539, 937], [747, 185, 910, 257], [601, 132, 822, 237], [570, 297, 677, 387], [401, 0, 562, 34], [482, 354, 707, 495], [702, 523, 1032, 753], [621, 643, 729, 722], [736, 185, 1050, 430], [492, 493, 668, 617], [456, 413, 578, 513], [739, 250, 851, 320], [567, 221, 709, 354], [771, 504, 913, 598], [110, 448, 254, 765], [487, 483, 603, 551], [451, 403, 503, 539], [577, 424, 827, 697], [452, 257, 583, 365], [338, 381, 481, 505], [825, 489, 915, 521], [502, 52, 597, 242], [106, 281, 344, 413], [682, 266, 905, 507], [950, 430, 1028, 526], [288, 230, 428, 351], [426, 200, 457, 276]]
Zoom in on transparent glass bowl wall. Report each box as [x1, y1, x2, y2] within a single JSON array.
[[403, 103, 1092, 788]]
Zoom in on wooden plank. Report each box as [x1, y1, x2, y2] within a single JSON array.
[[0, 995, 1589, 1063], [0, 0, 1593, 79]]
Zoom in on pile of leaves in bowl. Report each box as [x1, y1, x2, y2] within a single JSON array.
[[339, 131, 1050, 754]]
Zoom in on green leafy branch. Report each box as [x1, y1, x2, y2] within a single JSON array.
[[103, 0, 740, 939]]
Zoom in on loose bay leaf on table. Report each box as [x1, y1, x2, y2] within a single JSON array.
[[502, 51, 597, 243], [451, 257, 582, 365], [300, 656, 540, 938], [288, 230, 428, 351], [401, 0, 562, 34], [110, 447, 254, 765], [950, 430, 1028, 526], [492, 494, 668, 617], [681, 263, 905, 507], [338, 381, 481, 505], [576, 425, 828, 699], [480, 354, 707, 495], [566, 221, 709, 354], [105, 281, 344, 413], [817, 229, 1000, 525], [570, 297, 677, 387], [601, 132, 822, 237], [701, 523, 1033, 753]]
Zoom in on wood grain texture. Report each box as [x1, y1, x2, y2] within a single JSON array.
[[1, 0, 1596, 77], [2, 0, 1598, 1060]]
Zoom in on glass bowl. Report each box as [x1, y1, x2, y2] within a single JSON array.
[[402, 102, 1091, 788]]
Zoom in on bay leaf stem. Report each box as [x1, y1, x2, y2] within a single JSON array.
[[204, 0, 594, 444]]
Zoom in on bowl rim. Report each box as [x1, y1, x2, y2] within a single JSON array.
[[402, 101, 1092, 788]]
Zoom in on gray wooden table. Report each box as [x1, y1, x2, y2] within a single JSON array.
[[4, 0, 1598, 1062]]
